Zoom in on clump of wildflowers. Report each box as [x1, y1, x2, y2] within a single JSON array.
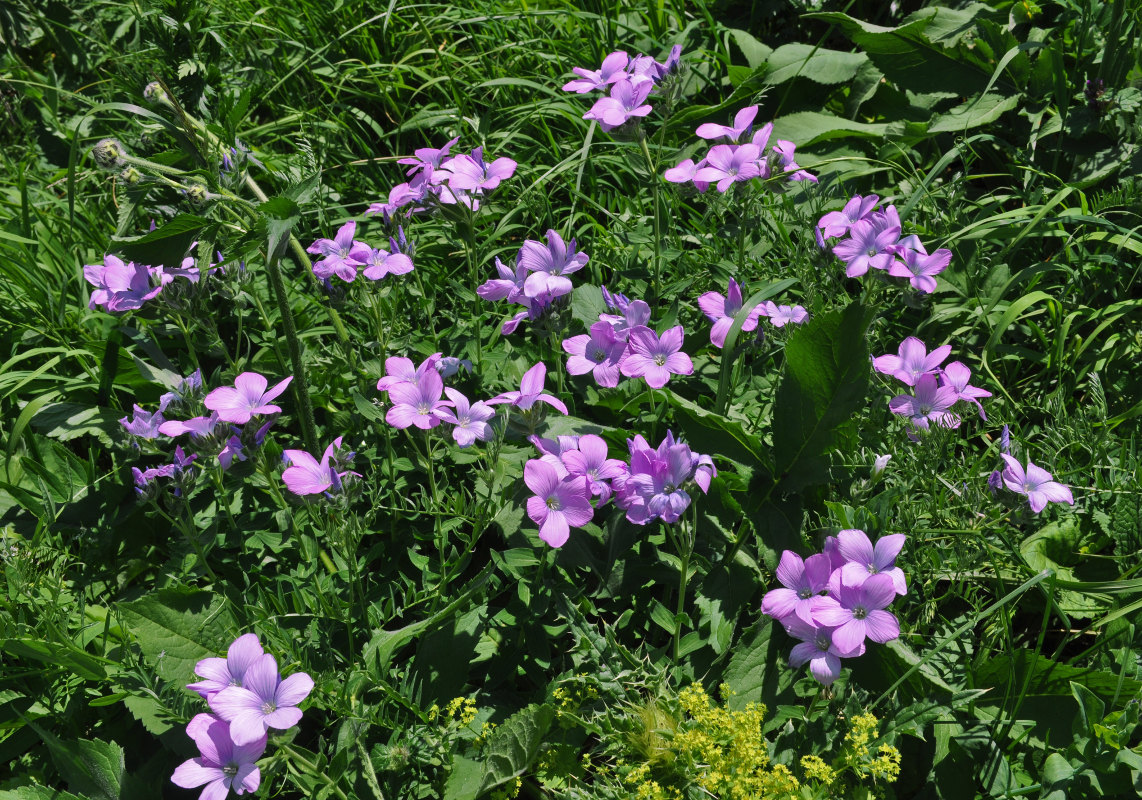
[[615, 431, 714, 525], [174, 634, 313, 799], [762, 530, 905, 685], [998, 453, 1075, 513], [205, 372, 293, 425], [874, 336, 991, 433], [282, 436, 359, 496]]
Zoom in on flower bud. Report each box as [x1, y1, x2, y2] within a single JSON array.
[[143, 81, 169, 104], [120, 166, 143, 185], [92, 139, 126, 170], [185, 182, 211, 206]]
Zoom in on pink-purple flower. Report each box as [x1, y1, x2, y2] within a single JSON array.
[[563, 322, 626, 387], [487, 362, 568, 415], [205, 373, 293, 425], [436, 388, 496, 447], [619, 326, 693, 389], [583, 79, 653, 131], [813, 573, 901, 656], [171, 715, 265, 800], [817, 195, 880, 240], [563, 51, 630, 93], [696, 105, 759, 142], [524, 459, 594, 548], [385, 368, 448, 430], [84, 254, 163, 312], [831, 214, 901, 277], [762, 302, 808, 328], [697, 278, 765, 348], [1000, 454, 1075, 513], [693, 144, 761, 192], [208, 653, 314, 746], [307, 221, 370, 283], [761, 551, 832, 625], [186, 633, 265, 701], [873, 337, 951, 387], [282, 436, 358, 495], [888, 373, 961, 430]]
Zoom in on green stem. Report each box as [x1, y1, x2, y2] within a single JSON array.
[[264, 244, 320, 455], [279, 744, 349, 800], [671, 506, 697, 664], [637, 130, 662, 300]]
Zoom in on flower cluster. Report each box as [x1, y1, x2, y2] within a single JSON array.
[[696, 277, 808, 348], [873, 336, 991, 432], [84, 252, 199, 312], [565, 48, 682, 131], [173, 633, 313, 800], [613, 431, 714, 525], [478, 229, 588, 335], [366, 139, 516, 219], [762, 530, 906, 685], [306, 220, 414, 284], [665, 104, 816, 192], [376, 352, 513, 446], [562, 289, 694, 389], [124, 370, 280, 497], [819, 195, 952, 293]]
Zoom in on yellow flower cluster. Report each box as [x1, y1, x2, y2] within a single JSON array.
[[489, 776, 522, 800], [552, 674, 600, 715], [800, 754, 836, 786], [840, 712, 901, 785], [428, 696, 478, 727], [622, 683, 802, 800]]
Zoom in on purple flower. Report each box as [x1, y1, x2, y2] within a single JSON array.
[[397, 136, 460, 179], [120, 404, 165, 439], [361, 246, 414, 281], [487, 362, 569, 414], [159, 413, 223, 440], [435, 357, 473, 378], [693, 144, 761, 192], [887, 241, 951, 293], [84, 254, 163, 312], [620, 326, 693, 389], [186, 634, 265, 701], [563, 51, 630, 93], [813, 573, 900, 656], [386, 369, 448, 430], [563, 322, 626, 387], [832, 215, 901, 277], [697, 278, 765, 348], [477, 256, 529, 303], [784, 618, 852, 685], [436, 388, 496, 448], [561, 434, 626, 504], [817, 195, 880, 240], [762, 302, 808, 328], [159, 368, 204, 412], [524, 459, 594, 548], [770, 139, 816, 183], [171, 716, 265, 799], [218, 436, 247, 470], [365, 180, 431, 220], [628, 45, 682, 84], [438, 147, 516, 193], [616, 435, 710, 525], [307, 221, 370, 283], [376, 353, 441, 393], [940, 361, 991, 419], [209, 653, 314, 746], [888, 373, 961, 430], [583, 79, 653, 131], [663, 157, 711, 192], [761, 551, 832, 625], [283, 436, 357, 495], [696, 105, 759, 142], [835, 530, 907, 596], [132, 463, 178, 496], [205, 373, 294, 424], [1000, 454, 1075, 513], [519, 229, 589, 298], [873, 337, 952, 387], [600, 299, 651, 342], [154, 255, 201, 286]]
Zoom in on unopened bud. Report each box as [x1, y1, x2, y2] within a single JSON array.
[[185, 182, 211, 206], [120, 166, 142, 185], [143, 81, 169, 104], [92, 138, 126, 170]]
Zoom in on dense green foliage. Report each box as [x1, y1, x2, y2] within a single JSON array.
[[2, 0, 1142, 798]]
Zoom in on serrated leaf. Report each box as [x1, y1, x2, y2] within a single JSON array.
[[927, 92, 1021, 133], [117, 588, 233, 687], [722, 617, 793, 710], [26, 722, 124, 800], [570, 284, 607, 327], [0, 788, 86, 800], [478, 704, 555, 795]]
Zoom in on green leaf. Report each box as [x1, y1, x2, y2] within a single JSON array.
[[1071, 681, 1107, 738], [722, 617, 793, 710], [0, 788, 85, 800], [0, 637, 109, 682], [571, 283, 607, 327], [31, 402, 122, 446], [770, 111, 892, 147], [772, 303, 872, 492], [117, 588, 233, 687], [443, 755, 485, 800], [26, 722, 124, 800], [974, 650, 1142, 702], [927, 92, 1021, 133], [478, 704, 555, 795], [1039, 752, 1075, 800], [728, 28, 773, 69], [117, 214, 209, 244], [260, 196, 301, 260], [764, 44, 868, 86]]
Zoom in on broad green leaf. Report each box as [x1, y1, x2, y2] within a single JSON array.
[[770, 111, 892, 147], [722, 617, 793, 711], [1, 637, 109, 682], [443, 754, 485, 800], [570, 283, 607, 327], [772, 303, 872, 493], [26, 723, 124, 800], [927, 92, 1021, 133], [974, 650, 1142, 702], [1039, 752, 1075, 800], [117, 588, 233, 687], [0, 789, 85, 800], [31, 402, 122, 446], [478, 704, 555, 796], [764, 44, 868, 86], [728, 28, 773, 69]]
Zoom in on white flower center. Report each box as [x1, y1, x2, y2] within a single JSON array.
[[654, 354, 666, 366], [546, 496, 562, 511]]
